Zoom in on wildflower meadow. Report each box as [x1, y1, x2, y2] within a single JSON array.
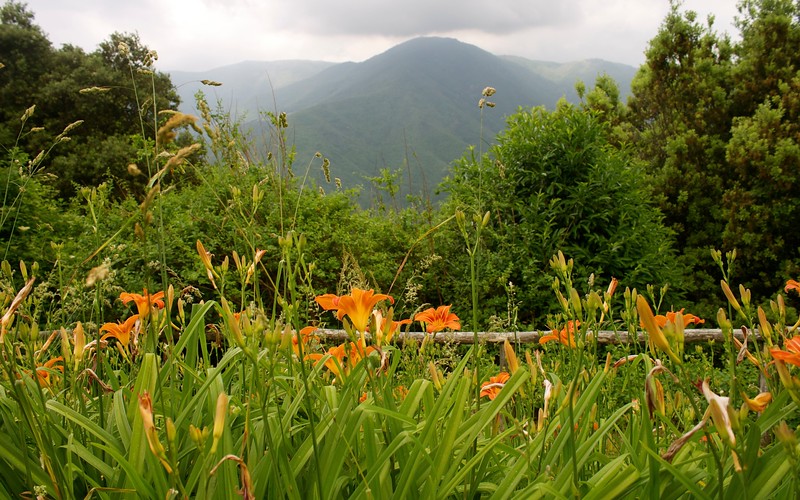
[[3, 1, 800, 498]]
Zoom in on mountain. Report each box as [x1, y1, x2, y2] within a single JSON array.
[[274, 37, 565, 197], [501, 56, 637, 102], [167, 37, 637, 202], [170, 60, 335, 119]]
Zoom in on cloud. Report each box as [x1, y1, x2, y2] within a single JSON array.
[[22, 0, 743, 71], [265, 0, 577, 36]]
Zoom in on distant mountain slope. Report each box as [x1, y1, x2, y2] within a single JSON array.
[[167, 37, 636, 202], [502, 56, 637, 101], [274, 37, 564, 112], [170, 60, 335, 117], [277, 37, 570, 195]]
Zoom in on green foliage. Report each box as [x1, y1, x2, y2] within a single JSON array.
[[0, 3, 179, 200], [624, 0, 800, 313], [437, 103, 679, 325], [2, 248, 799, 498], [0, 1, 53, 145], [0, 158, 71, 264], [724, 89, 800, 292]]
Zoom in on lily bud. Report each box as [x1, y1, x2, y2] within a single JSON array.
[[429, 361, 443, 391], [757, 306, 773, 345], [211, 392, 228, 453], [720, 280, 742, 314], [221, 298, 246, 349], [72, 322, 86, 371], [503, 340, 519, 375], [481, 211, 491, 229], [637, 296, 680, 364]]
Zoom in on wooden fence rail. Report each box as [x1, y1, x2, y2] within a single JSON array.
[[315, 328, 744, 345]]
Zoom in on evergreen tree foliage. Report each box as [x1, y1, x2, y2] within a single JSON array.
[[625, 0, 800, 310]]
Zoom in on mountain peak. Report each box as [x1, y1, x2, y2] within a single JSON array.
[[368, 36, 494, 65], [170, 37, 636, 201]]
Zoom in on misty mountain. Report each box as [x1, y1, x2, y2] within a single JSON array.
[[169, 37, 636, 201], [170, 60, 335, 119], [501, 56, 636, 102]]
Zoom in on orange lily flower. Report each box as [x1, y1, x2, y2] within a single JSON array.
[[785, 279, 800, 294], [317, 288, 394, 332], [770, 336, 800, 367], [743, 391, 772, 412], [292, 326, 318, 356], [414, 305, 461, 333], [539, 320, 579, 348], [36, 356, 64, 387], [373, 309, 411, 345], [121, 290, 165, 318], [315, 293, 342, 311], [654, 309, 705, 328], [306, 343, 348, 378], [100, 315, 140, 348], [480, 372, 510, 400], [383, 318, 411, 343], [347, 339, 376, 368]]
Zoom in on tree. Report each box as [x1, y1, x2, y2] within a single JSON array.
[[0, 1, 53, 144], [731, 0, 800, 116], [625, 0, 800, 309], [42, 32, 180, 198], [624, 1, 735, 310], [0, 2, 181, 200], [722, 0, 800, 294]]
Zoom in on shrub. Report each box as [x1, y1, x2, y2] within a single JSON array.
[[436, 102, 680, 326]]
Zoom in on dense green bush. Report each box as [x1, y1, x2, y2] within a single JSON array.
[[434, 103, 679, 326]]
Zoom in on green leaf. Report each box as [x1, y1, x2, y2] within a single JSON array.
[[45, 400, 123, 453], [583, 455, 639, 499]]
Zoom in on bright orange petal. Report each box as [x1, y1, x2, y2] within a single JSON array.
[[743, 392, 772, 412], [315, 294, 341, 311], [786, 336, 800, 354], [414, 305, 460, 333], [480, 372, 511, 400], [120, 290, 164, 317], [770, 349, 800, 367], [149, 291, 165, 309], [334, 288, 393, 332], [100, 315, 139, 346], [539, 331, 559, 345], [36, 356, 64, 387], [770, 335, 800, 367]]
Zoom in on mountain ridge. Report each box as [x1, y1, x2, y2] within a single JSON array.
[[168, 37, 637, 201]]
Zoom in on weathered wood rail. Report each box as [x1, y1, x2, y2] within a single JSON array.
[[314, 328, 744, 345]]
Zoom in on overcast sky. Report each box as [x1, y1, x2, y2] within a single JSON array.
[[22, 0, 740, 71]]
